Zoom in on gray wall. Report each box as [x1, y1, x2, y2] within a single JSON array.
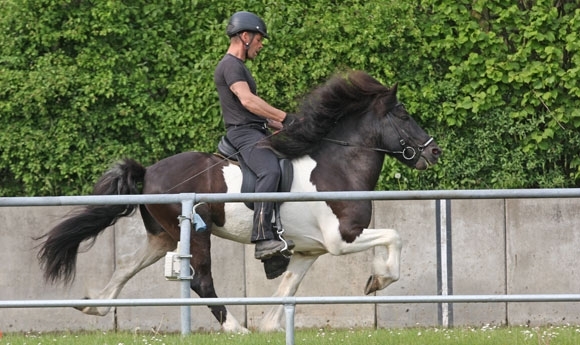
[[1, 198, 579, 332]]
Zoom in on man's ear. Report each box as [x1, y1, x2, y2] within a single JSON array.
[[239, 31, 250, 41]]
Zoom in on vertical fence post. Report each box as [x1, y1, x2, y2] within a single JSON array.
[[180, 197, 194, 335], [436, 199, 453, 328], [284, 302, 296, 345]]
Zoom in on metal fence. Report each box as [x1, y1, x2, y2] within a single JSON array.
[[2, 188, 580, 345]]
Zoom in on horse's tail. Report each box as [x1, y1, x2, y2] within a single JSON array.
[[37, 158, 146, 284]]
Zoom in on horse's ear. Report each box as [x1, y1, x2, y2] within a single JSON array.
[[391, 83, 398, 94]]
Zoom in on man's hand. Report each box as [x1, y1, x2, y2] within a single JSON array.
[[282, 113, 298, 128], [267, 119, 283, 130]]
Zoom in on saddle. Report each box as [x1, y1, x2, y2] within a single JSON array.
[[217, 136, 294, 210]]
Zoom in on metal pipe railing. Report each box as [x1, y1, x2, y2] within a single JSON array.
[[2, 188, 580, 207]]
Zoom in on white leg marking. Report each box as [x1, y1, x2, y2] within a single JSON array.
[[259, 253, 319, 332], [371, 238, 402, 289], [222, 315, 250, 334]]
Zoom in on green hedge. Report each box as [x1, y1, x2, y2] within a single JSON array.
[[1, 0, 579, 196]]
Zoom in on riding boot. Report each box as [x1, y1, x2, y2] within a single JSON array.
[[251, 202, 274, 241], [253, 202, 294, 260]]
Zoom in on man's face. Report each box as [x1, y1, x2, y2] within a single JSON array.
[[243, 32, 264, 60]]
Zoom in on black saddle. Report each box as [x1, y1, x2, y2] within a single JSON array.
[[217, 136, 294, 210]]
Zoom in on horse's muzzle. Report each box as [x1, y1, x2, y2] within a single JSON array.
[[415, 141, 442, 170]]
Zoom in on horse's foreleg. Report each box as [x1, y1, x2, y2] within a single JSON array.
[[258, 253, 318, 332], [78, 232, 175, 316], [324, 228, 402, 295]]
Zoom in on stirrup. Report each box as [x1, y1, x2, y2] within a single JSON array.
[[274, 202, 294, 258], [277, 236, 294, 258]]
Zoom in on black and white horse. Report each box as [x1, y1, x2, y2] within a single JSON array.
[[37, 70, 441, 332]]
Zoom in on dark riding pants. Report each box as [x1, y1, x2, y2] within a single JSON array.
[[226, 125, 281, 242]]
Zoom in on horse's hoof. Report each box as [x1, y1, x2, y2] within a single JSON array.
[[221, 318, 251, 334], [258, 324, 284, 333], [364, 276, 378, 294], [77, 305, 99, 315], [74, 297, 92, 313], [224, 327, 250, 334], [364, 274, 397, 295], [75, 298, 111, 316], [257, 315, 284, 333]]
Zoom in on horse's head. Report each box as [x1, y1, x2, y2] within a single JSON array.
[[371, 83, 441, 170]]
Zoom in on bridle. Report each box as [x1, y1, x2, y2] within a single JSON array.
[[322, 103, 434, 162]]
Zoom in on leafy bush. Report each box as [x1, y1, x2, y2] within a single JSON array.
[[1, 0, 579, 196]]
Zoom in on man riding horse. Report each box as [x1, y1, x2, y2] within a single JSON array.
[[213, 11, 297, 261]]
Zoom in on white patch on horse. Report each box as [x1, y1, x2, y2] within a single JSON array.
[[279, 156, 334, 254], [211, 163, 254, 243]]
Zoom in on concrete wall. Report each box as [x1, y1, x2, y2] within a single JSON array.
[[1, 198, 579, 332]]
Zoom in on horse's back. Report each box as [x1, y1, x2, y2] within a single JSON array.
[[143, 151, 228, 195]]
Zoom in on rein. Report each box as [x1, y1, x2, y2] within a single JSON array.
[[322, 103, 434, 162], [322, 137, 433, 161]]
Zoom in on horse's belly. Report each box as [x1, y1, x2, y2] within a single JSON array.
[[279, 201, 334, 253]]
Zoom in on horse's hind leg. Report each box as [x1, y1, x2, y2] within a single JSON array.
[[79, 230, 176, 316], [188, 231, 249, 333]]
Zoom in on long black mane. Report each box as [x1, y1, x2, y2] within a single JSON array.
[[271, 70, 398, 159]]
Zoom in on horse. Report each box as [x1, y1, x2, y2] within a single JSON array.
[[37, 70, 441, 333]]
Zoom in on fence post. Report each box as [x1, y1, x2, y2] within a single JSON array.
[[179, 197, 194, 335], [436, 199, 453, 327], [284, 302, 296, 345]]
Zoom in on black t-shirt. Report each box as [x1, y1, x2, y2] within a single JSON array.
[[214, 54, 265, 128]]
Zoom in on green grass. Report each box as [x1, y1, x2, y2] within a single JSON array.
[[2, 325, 580, 345]]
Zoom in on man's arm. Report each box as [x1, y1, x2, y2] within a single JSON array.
[[230, 81, 287, 122]]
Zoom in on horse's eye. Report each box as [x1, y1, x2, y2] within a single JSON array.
[[390, 103, 409, 119], [395, 109, 409, 120]]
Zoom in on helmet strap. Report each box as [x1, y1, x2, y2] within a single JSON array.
[[238, 32, 255, 60]]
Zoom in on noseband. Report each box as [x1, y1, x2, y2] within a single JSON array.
[[391, 136, 434, 161], [322, 103, 434, 162]]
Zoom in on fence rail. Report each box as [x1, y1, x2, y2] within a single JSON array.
[[4, 294, 580, 309], [2, 188, 580, 207]]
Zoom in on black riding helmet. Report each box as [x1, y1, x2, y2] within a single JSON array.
[[226, 11, 269, 39]]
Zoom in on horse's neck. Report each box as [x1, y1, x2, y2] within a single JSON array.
[[307, 144, 385, 192]]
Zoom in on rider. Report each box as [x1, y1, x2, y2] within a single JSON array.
[[214, 11, 296, 260]]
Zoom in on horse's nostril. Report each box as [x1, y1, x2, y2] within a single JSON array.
[[432, 148, 441, 157]]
